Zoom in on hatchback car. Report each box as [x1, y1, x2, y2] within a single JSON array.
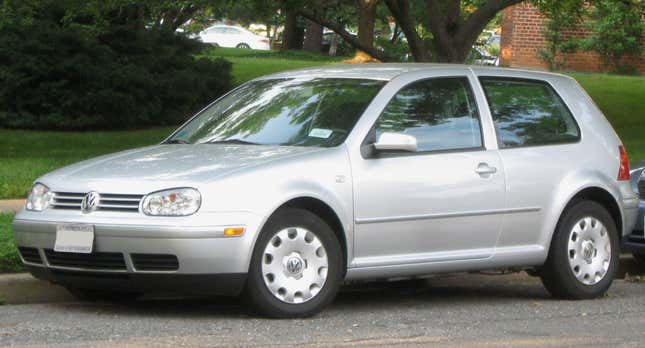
[[13, 64, 639, 317], [197, 24, 270, 50]]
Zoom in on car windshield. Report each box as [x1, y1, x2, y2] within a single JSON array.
[[167, 78, 385, 147]]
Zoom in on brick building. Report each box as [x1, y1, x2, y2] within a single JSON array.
[[500, 2, 645, 74]]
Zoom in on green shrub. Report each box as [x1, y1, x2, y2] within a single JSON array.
[[0, 22, 232, 130]]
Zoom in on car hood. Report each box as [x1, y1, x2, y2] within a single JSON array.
[[41, 144, 324, 192]]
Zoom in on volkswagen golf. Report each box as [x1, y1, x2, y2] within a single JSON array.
[[13, 64, 639, 317]]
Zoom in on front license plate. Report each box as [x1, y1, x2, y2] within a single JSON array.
[[54, 224, 95, 254]]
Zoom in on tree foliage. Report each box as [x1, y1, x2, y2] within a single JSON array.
[[582, 0, 644, 73], [0, 0, 232, 130]]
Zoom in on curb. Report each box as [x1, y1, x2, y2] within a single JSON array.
[[0, 199, 25, 214], [0, 273, 73, 305], [0, 255, 642, 306]]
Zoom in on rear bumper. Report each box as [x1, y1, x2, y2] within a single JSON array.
[[26, 265, 246, 296]]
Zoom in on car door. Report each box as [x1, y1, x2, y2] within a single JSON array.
[[350, 73, 506, 267]]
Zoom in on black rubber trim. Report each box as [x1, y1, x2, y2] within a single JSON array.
[[25, 266, 247, 296]]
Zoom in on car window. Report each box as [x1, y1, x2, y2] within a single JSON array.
[[168, 78, 385, 147], [226, 28, 242, 35], [209, 27, 226, 34], [374, 77, 483, 153], [479, 77, 580, 148]]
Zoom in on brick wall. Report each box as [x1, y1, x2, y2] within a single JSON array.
[[500, 3, 645, 74]]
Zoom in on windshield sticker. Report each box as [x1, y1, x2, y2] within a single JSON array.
[[308, 128, 333, 139]]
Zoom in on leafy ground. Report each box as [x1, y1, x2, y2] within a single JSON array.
[[0, 214, 20, 273], [0, 50, 643, 200]]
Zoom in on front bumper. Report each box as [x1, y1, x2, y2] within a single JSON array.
[[12, 210, 264, 295]]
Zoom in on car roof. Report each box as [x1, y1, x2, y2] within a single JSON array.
[[257, 63, 573, 83]]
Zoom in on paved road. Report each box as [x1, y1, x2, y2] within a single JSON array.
[[1, 273, 644, 347]]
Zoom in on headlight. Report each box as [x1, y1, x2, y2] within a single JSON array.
[[25, 183, 54, 211], [142, 188, 201, 216]]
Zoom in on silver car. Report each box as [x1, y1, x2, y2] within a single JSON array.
[[13, 64, 640, 317]]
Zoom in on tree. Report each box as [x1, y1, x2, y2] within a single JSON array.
[[302, 0, 525, 62], [582, 0, 644, 72], [299, 0, 392, 61], [534, 0, 584, 70], [303, 19, 324, 51]]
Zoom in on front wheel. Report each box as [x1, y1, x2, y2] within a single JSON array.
[[245, 208, 343, 318], [540, 200, 619, 299]]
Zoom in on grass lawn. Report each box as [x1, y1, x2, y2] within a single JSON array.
[[569, 73, 645, 162], [0, 213, 20, 273], [200, 47, 345, 84], [0, 128, 173, 199], [0, 50, 643, 199]]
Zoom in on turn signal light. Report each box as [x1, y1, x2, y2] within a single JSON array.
[[618, 145, 630, 181], [223, 227, 245, 236]]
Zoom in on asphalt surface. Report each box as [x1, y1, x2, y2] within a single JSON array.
[[1, 273, 645, 347]]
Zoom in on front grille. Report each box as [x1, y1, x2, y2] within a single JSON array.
[[18, 247, 42, 264], [44, 249, 127, 270], [131, 254, 179, 271], [51, 192, 143, 212], [639, 180, 645, 200]]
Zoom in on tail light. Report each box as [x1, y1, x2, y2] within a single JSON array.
[[618, 145, 630, 181], [260, 38, 269, 43]]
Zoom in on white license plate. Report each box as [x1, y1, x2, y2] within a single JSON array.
[[54, 224, 95, 254]]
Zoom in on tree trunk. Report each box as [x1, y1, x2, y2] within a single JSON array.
[[303, 20, 323, 52], [283, 7, 304, 50], [384, 0, 432, 61], [356, 0, 378, 49]]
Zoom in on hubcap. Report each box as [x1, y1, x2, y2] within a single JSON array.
[[567, 217, 611, 285], [261, 227, 328, 304]]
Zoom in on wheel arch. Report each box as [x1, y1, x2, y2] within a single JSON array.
[[546, 185, 623, 254], [251, 195, 350, 277]]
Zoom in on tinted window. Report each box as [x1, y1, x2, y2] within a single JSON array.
[[480, 77, 580, 148], [374, 77, 482, 152]]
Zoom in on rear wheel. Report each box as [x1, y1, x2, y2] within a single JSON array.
[[245, 208, 342, 318], [236, 43, 250, 49], [540, 200, 619, 299]]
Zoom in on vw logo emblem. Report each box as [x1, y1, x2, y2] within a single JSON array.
[[81, 191, 101, 214], [286, 257, 303, 274]]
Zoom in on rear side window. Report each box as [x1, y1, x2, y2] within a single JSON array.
[[374, 77, 483, 153], [479, 77, 580, 148]]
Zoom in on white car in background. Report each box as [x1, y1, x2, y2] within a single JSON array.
[[198, 25, 270, 50]]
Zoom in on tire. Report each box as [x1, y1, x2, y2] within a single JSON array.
[[540, 200, 619, 299], [245, 208, 343, 318], [236, 43, 250, 49], [66, 287, 140, 302]]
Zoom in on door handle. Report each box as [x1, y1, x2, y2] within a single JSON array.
[[475, 163, 497, 176]]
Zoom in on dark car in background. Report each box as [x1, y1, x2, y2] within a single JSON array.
[[625, 162, 645, 263]]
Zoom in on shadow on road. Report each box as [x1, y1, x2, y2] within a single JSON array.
[[47, 272, 553, 318]]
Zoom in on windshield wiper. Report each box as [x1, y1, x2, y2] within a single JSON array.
[[164, 139, 191, 144], [207, 139, 260, 145]]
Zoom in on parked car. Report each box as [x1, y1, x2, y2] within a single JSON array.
[[624, 162, 645, 263], [197, 25, 270, 50], [13, 65, 639, 317]]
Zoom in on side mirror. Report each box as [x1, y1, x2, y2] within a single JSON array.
[[373, 132, 417, 152]]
